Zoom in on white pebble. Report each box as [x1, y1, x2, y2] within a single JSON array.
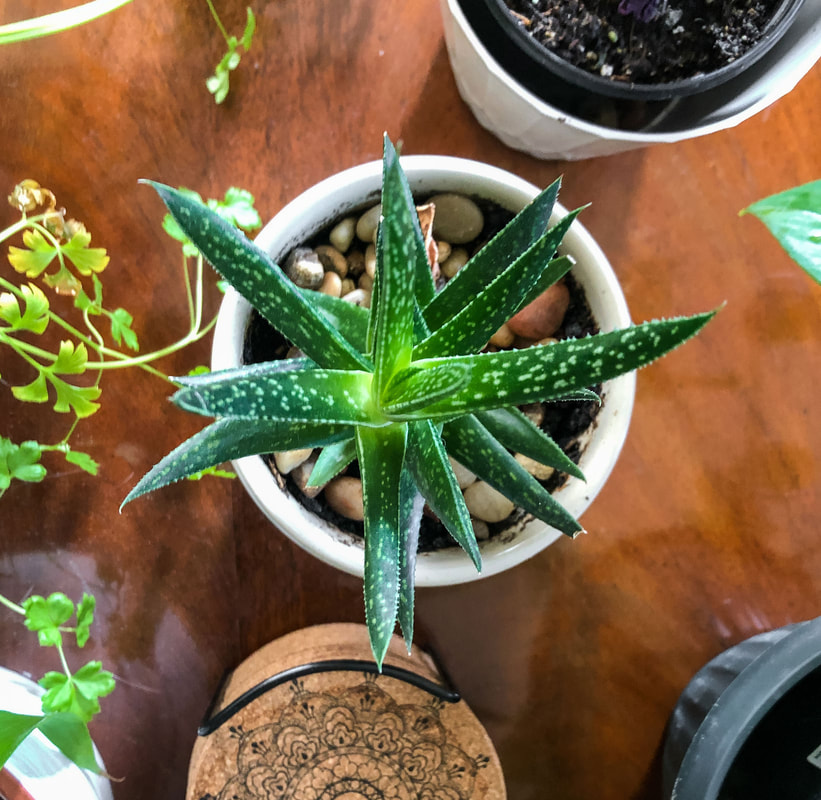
[[284, 247, 323, 289], [329, 217, 356, 253], [463, 481, 515, 523], [472, 519, 490, 541], [342, 288, 369, 307], [356, 204, 381, 243], [365, 243, 376, 278], [274, 448, 313, 475]]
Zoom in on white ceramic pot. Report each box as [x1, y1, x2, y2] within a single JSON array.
[[212, 155, 635, 587], [0, 667, 112, 800], [440, 0, 821, 160]]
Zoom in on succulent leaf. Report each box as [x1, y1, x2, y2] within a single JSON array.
[[414, 312, 716, 417], [414, 214, 579, 360], [307, 438, 356, 488], [397, 466, 425, 651], [171, 365, 380, 425], [299, 288, 369, 352], [444, 415, 583, 537], [357, 423, 407, 668], [406, 420, 480, 569], [476, 407, 585, 480], [372, 139, 420, 397], [144, 181, 369, 371], [122, 417, 353, 506], [382, 362, 472, 417], [422, 177, 561, 329]]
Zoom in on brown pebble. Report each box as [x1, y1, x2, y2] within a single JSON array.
[[507, 281, 570, 340], [316, 244, 348, 278], [325, 476, 364, 521]]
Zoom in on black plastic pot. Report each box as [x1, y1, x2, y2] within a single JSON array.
[[457, 0, 805, 128], [662, 616, 821, 799]]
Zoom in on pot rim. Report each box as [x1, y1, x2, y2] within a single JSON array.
[[466, 0, 805, 102], [212, 154, 636, 587], [671, 616, 821, 799]]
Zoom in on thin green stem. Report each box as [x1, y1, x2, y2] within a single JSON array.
[[0, 328, 59, 363], [0, 0, 132, 45], [204, 0, 231, 44], [181, 254, 196, 329], [0, 593, 26, 616], [55, 640, 72, 679], [0, 212, 56, 245]]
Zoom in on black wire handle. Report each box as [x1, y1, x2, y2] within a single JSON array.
[[198, 658, 462, 736]]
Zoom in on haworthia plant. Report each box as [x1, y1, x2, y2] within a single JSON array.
[[124, 135, 715, 666]]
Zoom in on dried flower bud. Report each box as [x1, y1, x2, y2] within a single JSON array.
[[8, 180, 56, 214]]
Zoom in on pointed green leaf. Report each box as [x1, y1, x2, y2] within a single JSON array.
[[123, 417, 353, 506], [476, 407, 584, 480], [382, 362, 472, 417], [38, 713, 102, 773], [143, 182, 369, 370], [0, 711, 44, 768], [171, 365, 378, 425], [742, 180, 821, 284], [406, 420, 480, 568], [299, 288, 369, 353], [415, 215, 578, 359], [397, 465, 424, 651], [414, 312, 717, 417], [423, 178, 562, 328], [306, 438, 356, 487], [357, 423, 407, 668], [372, 137, 418, 396], [444, 415, 583, 537]]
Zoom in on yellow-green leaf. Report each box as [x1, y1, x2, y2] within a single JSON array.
[[12, 372, 49, 403], [61, 232, 109, 275], [8, 230, 57, 277], [52, 340, 88, 374]]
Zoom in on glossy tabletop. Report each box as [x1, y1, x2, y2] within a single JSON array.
[[1, 2, 820, 799]]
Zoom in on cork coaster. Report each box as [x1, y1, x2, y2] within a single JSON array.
[[187, 623, 506, 799]]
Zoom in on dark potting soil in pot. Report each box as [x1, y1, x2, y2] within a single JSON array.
[[504, 0, 785, 84], [718, 664, 821, 799], [243, 197, 601, 553]]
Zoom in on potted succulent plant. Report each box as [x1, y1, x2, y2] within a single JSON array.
[[439, 0, 821, 159], [123, 135, 714, 664]]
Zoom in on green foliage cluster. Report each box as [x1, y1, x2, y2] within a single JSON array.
[[124, 135, 714, 665], [205, 3, 256, 104], [0, 181, 261, 497], [0, 591, 114, 774]]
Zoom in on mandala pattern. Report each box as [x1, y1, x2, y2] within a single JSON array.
[[202, 676, 488, 800]]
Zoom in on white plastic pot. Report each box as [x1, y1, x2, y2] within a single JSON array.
[[0, 667, 112, 800], [211, 155, 635, 586], [440, 0, 821, 160]]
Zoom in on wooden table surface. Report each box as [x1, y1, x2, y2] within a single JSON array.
[[1, 2, 820, 799]]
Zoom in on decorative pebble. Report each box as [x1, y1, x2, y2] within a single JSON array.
[[471, 519, 490, 541], [342, 288, 370, 307], [489, 323, 514, 348], [325, 476, 365, 521], [291, 453, 323, 499], [358, 273, 374, 292], [319, 270, 342, 297], [346, 249, 366, 276], [329, 217, 356, 253], [448, 456, 477, 489], [463, 481, 515, 523], [286, 346, 305, 359], [274, 448, 313, 475], [364, 243, 376, 278], [515, 453, 555, 481], [507, 281, 570, 340], [340, 277, 356, 295], [428, 193, 484, 244], [440, 247, 469, 279], [315, 244, 348, 278], [436, 240, 452, 263], [356, 204, 381, 243], [284, 247, 324, 289]]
